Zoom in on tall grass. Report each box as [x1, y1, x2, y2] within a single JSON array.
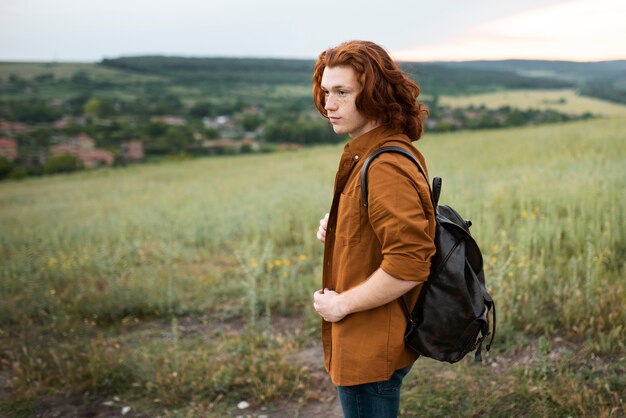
[[0, 149, 331, 324], [422, 117, 626, 349], [1, 117, 625, 415]]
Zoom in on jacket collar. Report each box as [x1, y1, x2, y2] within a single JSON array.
[[344, 125, 411, 161]]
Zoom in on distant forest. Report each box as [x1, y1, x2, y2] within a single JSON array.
[[99, 56, 572, 96], [100, 56, 626, 102]]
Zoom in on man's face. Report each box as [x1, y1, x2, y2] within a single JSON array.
[[320, 66, 377, 139]]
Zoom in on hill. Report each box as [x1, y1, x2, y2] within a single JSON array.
[[4, 56, 624, 104], [432, 59, 626, 103], [432, 59, 626, 82], [99, 56, 575, 96]]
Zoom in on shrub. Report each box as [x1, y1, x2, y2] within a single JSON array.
[[43, 154, 83, 175], [8, 167, 27, 180], [0, 157, 14, 179]]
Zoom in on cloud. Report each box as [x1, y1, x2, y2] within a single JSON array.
[[394, 0, 626, 61]]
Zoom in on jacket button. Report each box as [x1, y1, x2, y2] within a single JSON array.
[[354, 155, 359, 161]]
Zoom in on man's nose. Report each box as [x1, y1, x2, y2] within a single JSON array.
[[325, 95, 337, 111]]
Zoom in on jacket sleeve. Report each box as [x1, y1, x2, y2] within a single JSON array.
[[367, 153, 436, 282]]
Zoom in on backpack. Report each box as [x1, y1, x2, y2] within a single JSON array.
[[360, 145, 496, 363]]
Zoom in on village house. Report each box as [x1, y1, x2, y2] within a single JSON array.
[[202, 115, 234, 129], [50, 134, 114, 168], [155, 115, 186, 126], [276, 143, 302, 151], [49, 99, 64, 108], [0, 121, 30, 135], [202, 138, 238, 154], [242, 104, 261, 114], [120, 140, 144, 162], [52, 116, 86, 130], [66, 134, 95, 150], [201, 138, 259, 154], [0, 138, 18, 161], [240, 138, 260, 152]]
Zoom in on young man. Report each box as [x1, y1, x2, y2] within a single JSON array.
[[312, 40, 436, 417]]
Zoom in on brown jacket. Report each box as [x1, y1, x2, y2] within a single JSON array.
[[322, 125, 436, 386]]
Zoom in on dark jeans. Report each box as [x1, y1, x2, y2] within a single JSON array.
[[336, 365, 412, 418]]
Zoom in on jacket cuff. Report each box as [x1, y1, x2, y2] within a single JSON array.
[[381, 254, 431, 282]]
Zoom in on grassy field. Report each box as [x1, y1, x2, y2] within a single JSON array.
[[0, 62, 163, 82], [440, 89, 626, 117], [1, 116, 625, 416]]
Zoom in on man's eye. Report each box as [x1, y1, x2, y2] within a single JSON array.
[[338, 91, 347, 97]]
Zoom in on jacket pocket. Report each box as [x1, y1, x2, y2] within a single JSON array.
[[337, 192, 361, 246]]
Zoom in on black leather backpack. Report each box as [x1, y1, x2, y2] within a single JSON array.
[[361, 146, 495, 363]]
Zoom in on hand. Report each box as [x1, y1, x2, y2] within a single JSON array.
[[316, 213, 329, 243], [313, 288, 346, 322]]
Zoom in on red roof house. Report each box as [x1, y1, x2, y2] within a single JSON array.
[[50, 134, 113, 168], [0, 138, 18, 161], [0, 121, 30, 135], [121, 140, 144, 162]]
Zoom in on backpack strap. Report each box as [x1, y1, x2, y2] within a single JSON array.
[[432, 177, 442, 209], [360, 145, 440, 339], [360, 145, 438, 209]]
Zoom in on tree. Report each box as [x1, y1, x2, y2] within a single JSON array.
[[204, 127, 219, 139], [238, 113, 263, 131], [71, 71, 91, 87], [150, 94, 183, 115], [262, 116, 338, 145], [7, 74, 28, 93], [7, 100, 62, 123], [163, 126, 191, 153], [83, 97, 115, 118], [189, 101, 214, 118], [144, 122, 168, 138], [16, 128, 54, 151], [84, 97, 101, 118], [34, 73, 55, 82]]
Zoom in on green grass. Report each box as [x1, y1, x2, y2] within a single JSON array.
[[1, 117, 625, 416], [0, 62, 163, 82], [402, 338, 625, 417], [440, 89, 626, 117]]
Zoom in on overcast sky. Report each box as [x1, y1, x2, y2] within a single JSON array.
[[1, 0, 625, 62]]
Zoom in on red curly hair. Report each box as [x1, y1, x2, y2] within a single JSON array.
[[312, 40, 428, 141]]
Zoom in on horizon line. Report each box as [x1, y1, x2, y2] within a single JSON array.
[[2, 55, 626, 64]]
